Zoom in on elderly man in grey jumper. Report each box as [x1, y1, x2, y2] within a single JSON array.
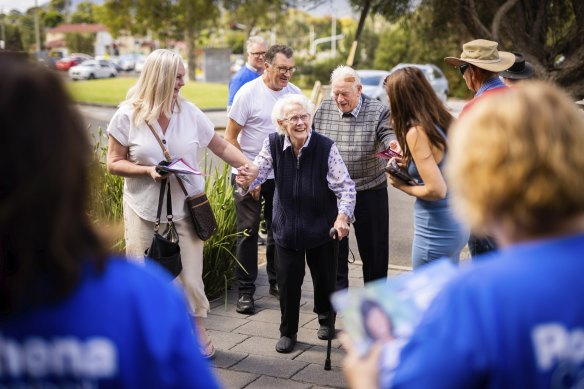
[[313, 65, 396, 339]]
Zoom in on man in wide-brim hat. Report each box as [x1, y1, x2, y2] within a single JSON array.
[[444, 39, 514, 258], [500, 52, 535, 86], [445, 39, 515, 107]]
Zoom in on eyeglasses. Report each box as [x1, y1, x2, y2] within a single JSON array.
[[282, 113, 310, 123], [459, 63, 469, 76], [271, 65, 296, 75], [250, 51, 266, 57]]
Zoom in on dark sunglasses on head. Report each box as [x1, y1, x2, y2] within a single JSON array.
[[459, 63, 469, 76]]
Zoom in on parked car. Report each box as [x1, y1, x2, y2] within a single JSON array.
[[55, 53, 92, 71], [134, 57, 146, 73], [386, 63, 450, 103], [116, 53, 144, 72], [356, 69, 390, 103], [69, 59, 118, 80]]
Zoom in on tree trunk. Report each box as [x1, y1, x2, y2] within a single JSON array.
[[347, 0, 371, 66], [185, 25, 196, 82]]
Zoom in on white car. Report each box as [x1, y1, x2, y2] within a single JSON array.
[[69, 60, 118, 81], [387, 63, 450, 103]]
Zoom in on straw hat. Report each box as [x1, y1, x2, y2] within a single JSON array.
[[444, 39, 515, 72], [500, 52, 534, 80]]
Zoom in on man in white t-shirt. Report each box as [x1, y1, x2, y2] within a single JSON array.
[[225, 45, 301, 314]]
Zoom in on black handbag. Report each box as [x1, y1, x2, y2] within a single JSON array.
[[185, 192, 218, 241], [145, 179, 182, 278], [147, 123, 218, 241]]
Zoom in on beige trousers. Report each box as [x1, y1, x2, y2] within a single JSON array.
[[123, 201, 210, 317]]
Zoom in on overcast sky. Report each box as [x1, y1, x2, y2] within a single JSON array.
[[1, 0, 356, 17], [1, 0, 40, 13]]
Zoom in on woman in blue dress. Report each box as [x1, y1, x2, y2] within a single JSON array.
[[384, 66, 468, 268]]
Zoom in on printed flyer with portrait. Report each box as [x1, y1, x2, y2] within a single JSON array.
[[331, 260, 458, 386], [332, 259, 458, 355]]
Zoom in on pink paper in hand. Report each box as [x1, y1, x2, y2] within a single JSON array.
[[374, 147, 402, 160]]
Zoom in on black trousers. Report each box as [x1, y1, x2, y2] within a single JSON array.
[[276, 241, 337, 337], [336, 187, 389, 290], [232, 175, 276, 296]]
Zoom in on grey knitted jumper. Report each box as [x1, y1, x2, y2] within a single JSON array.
[[314, 95, 395, 191]]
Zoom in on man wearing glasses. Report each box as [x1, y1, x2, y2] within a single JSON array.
[[313, 65, 395, 340], [225, 45, 301, 315], [227, 36, 267, 110]]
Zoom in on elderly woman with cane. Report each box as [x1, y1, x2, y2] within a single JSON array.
[[237, 93, 356, 353]]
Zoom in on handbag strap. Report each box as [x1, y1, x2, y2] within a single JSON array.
[[154, 179, 173, 231], [146, 123, 190, 197]]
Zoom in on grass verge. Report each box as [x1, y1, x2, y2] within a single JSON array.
[[68, 77, 229, 108]]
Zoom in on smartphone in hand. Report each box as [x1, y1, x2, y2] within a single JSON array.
[[385, 159, 419, 186]]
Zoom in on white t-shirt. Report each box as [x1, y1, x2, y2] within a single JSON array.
[[107, 100, 214, 222], [229, 76, 301, 175]]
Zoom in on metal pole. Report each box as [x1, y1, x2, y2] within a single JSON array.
[[34, 0, 41, 54], [1, 8, 5, 50], [331, 0, 336, 58]]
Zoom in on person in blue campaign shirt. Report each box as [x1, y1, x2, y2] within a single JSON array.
[[227, 36, 267, 110], [0, 52, 220, 388], [339, 82, 584, 388]]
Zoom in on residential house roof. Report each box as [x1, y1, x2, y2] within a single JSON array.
[[47, 23, 108, 34]]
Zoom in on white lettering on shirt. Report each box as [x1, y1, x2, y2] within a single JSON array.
[[0, 333, 117, 380], [532, 323, 584, 370]]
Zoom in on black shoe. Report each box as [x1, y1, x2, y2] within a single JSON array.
[[275, 335, 297, 353], [317, 324, 335, 340], [236, 294, 255, 314], [269, 285, 280, 300]]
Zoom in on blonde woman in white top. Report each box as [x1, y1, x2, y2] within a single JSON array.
[[107, 49, 257, 358]]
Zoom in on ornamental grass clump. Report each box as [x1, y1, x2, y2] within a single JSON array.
[[89, 128, 125, 252], [201, 157, 244, 300]]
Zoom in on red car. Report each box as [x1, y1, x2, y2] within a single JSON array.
[[55, 54, 93, 71]]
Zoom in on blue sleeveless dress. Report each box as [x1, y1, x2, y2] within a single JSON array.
[[407, 127, 469, 268]]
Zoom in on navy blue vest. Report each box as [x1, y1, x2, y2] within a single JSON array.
[[269, 131, 338, 250]]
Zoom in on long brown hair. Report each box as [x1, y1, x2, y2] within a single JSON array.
[[385, 66, 453, 163], [0, 53, 106, 316]]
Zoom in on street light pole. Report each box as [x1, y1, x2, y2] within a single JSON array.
[[1, 7, 5, 50], [34, 0, 41, 54]]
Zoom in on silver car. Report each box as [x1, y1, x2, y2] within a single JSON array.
[[356, 69, 390, 103], [387, 63, 450, 103]]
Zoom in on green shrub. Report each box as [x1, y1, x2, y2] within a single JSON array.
[[89, 128, 125, 251], [201, 157, 242, 300]]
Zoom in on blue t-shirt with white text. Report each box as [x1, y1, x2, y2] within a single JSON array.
[[0, 258, 220, 388], [392, 233, 584, 388]]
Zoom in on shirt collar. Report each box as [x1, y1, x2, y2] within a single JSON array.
[[245, 62, 261, 74], [283, 129, 312, 154], [476, 77, 506, 97], [338, 95, 363, 118]]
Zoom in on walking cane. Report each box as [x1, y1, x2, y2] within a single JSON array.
[[324, 227, 339, 371]]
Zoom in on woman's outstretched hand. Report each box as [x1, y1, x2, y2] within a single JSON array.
[[236, 163, 258, 184], [235, 164, 260, 200]]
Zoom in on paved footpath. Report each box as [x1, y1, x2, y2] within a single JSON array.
[[207, 258, 408, 389]]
